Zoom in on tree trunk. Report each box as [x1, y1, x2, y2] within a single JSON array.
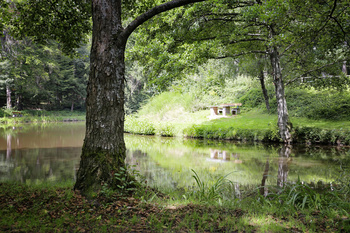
[[342, 61, 347, 75], [74, 0, 207, 194], [258, 69, 270, 113], [6, 84, 11, 109], [270, 45, 292, 143], [74, 0, 127, 193]]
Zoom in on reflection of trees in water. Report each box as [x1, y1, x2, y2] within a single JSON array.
[[259, 145, 292, 196], [277, 146, 292, 187], [0, 147, 81, 183], [260, 158, 270, 196], [126, 135, 349, 194], [126, 149, 180, 189], [6, 134, 11, 159]]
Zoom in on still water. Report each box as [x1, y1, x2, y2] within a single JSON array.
[[0, 122, 349, 189]]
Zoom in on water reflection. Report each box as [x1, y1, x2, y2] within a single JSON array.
[[125, 135, 349, 191], [0, 123, 349, 190], [208, 149, 242, 163], [0, 123, 85, 183], [277, 145, 292, 187]]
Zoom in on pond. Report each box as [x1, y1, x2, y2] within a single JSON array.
[[0, 122, 349, 191]]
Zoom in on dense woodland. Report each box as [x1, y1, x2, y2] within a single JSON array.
[[0, 39, 89, 112]]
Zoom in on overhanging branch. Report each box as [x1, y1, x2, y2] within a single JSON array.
[[122, 0, 206, 40]]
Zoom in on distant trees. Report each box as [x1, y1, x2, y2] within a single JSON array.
[[0, 38, 89, 111]]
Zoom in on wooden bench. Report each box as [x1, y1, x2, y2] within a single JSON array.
[[210, 103, 242, 117], [12, 111, 22, 117]]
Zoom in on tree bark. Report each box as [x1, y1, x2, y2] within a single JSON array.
[[6, 84, 11, 109], [74, 0, 127, 193], [258, 69, 270, 113], [270, 45, 292, 143], [74, 0, 206, 194]]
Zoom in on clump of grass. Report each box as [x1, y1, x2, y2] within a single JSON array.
[[157, 123, 175, 137], [124, 116, 156, 135], [186, 169, 236, 203]]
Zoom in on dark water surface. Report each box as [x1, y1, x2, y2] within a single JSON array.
[[0, 122, 349, 188]]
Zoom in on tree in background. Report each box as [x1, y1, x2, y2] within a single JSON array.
[[0, 37, 89, 110], [128, 0, 350, 143]]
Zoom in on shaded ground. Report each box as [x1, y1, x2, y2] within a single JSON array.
[[0, 183, 348, 232]]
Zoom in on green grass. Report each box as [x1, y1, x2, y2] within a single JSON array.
[[0, 110, 85, 126], [126, 107, 350, 144], [1, 171, 349, 233]]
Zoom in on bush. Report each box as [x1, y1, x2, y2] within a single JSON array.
[[293, 126, 350, 145]]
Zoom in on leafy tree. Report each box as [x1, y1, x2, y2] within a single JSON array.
[[129, 0, 350, 143], [4, 0, 209, 194], [1, 35, 89, 110]]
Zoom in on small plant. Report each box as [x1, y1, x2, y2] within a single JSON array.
[[114, 165, 140, 194], [190, 169, 234, 203], [100, 164, 142, 197]]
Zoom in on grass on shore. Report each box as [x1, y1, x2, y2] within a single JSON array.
[[1, 173, 350, 233], [126, 109, 350, 145]]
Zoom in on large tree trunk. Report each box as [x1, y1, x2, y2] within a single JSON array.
[[74, 0, 127, 193], [74, 0, 206, 194], [270, 46, 292, 143]]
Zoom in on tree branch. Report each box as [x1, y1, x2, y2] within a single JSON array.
[[285, 60, 341, 85], [122, 0, 206, 40], [216, 50, 268, 59]]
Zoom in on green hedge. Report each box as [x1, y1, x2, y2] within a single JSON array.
[[293, 126, 350, 145]]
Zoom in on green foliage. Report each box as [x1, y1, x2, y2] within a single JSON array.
[[188, 169, 234, 203], [124, 116, 156, 135], [11, 0, 91, 54], [293, 127, 350, 145], [137, 91, 193, 118], [0, 39, 89, 110], [0, 110, 85, 125], [0, 106, 13, 117], [157, 123, 175, 137], [237, 88, 271, 109], [262, 177, 349, 213], [275, 181, 339, 210], [283, 89, 350, 120]]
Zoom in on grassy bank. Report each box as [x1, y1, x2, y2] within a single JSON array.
[[0, 110, 85, 125], [1, 169, 349, 233], [125, 108, 350, 145]]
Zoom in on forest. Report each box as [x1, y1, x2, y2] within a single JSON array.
[[1, 1, 350, 232]]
